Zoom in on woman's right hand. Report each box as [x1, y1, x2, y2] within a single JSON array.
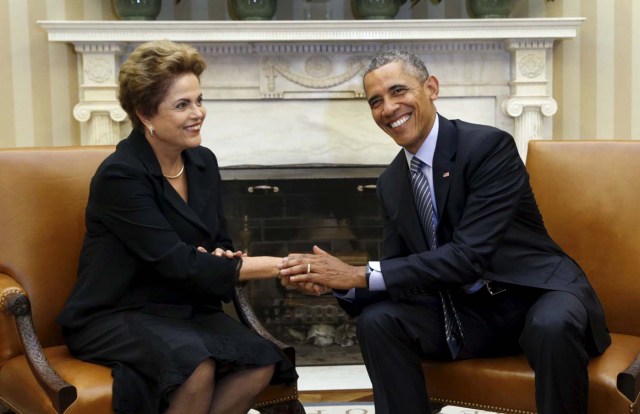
[[280, 276, 331, 296], [197, 246, 243, 259]]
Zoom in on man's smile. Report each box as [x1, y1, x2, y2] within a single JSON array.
[[389, 114, 411, 128]]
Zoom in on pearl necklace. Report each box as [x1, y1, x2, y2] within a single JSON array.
[[163, 164, 184, 179]]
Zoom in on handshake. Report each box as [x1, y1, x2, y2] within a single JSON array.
[[277, 246, 368, 296], [197, 244, 367, 295]]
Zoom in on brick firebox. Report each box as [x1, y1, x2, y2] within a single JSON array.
[[221, 166, 384, 365]]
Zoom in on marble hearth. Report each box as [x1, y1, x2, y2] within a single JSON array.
[[39, 18, 584, 162]]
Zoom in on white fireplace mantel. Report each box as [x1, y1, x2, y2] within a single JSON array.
[[39, 18, 584, 164]]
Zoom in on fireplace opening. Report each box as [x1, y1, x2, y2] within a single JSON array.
[[221, 166, 384, 366]]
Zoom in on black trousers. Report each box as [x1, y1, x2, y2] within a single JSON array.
[[355, 284, 590, 414]]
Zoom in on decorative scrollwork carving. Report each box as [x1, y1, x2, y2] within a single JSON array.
[[503, 99, 524, 118], [15, 311, 77, 412], [84, 55, 113, 83], [110, 107, 128, 122], [233, 283, 288, 350], [540, 100, 558, 117], [518, 52, 545, 79], [304, 55, 332, 78], [73, 104, 128, 123], [502, 97, 557, 118], [264, 55, 365, 90], [1, 289, 30, 316], [73, 104, 92, 123]]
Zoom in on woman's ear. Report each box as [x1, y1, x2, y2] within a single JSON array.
[[135, 110, 156, 136], [136, 110, 150, 129], [136, 110, 155, 135]]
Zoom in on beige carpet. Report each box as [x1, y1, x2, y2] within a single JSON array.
[[302, 402, 374, 413], [250, 404, 500, 413], [298, 404, 500, 414], [440, 407, 500, 414]]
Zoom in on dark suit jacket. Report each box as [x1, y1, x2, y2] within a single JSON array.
[[340, 115, 610, 354], [58, 129, 240, 331]]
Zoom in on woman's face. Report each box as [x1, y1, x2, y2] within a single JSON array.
[[142, 72, 206, 152]]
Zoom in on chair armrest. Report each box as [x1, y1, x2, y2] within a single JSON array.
[[0, 278, 77, 414], [233, 282, 296, 365], [617, 352, 640, 402], [0, 273, 27, 302]]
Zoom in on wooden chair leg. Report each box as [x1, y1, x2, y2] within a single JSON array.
[[258, 399, 306, 414]]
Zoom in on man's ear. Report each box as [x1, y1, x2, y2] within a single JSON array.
[[425, 75, 440, 100]]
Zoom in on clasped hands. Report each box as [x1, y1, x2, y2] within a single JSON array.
[[277, 245, 367, 296], [197, 244, 366, 295]]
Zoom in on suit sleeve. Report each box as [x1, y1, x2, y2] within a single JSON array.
[[91, 160, 238, 299], [380, 131, 528, 295]]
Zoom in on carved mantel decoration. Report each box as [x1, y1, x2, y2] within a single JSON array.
[[39, 19, 584, 163]]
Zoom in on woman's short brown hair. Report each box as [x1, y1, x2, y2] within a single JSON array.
[[118, 40, 207, 132]]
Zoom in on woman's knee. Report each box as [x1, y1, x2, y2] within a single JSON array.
[[184, 359, 216, 393], [166, 359, 216, 411], [254, 364, 275, 385], [244, 364, 275, 394]]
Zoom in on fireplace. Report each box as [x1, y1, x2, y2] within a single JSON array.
[[221, 166, 384, 365]]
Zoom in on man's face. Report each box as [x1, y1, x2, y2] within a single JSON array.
[[364, 61, 439, 154]]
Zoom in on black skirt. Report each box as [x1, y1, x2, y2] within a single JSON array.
[[63, 308, 297, 413]]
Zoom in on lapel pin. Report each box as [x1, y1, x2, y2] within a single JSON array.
[[443, 172, 450, 178]]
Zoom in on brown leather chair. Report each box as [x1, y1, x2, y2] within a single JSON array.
[[0, 146, 304, 414], [422, 140, 640, 414]]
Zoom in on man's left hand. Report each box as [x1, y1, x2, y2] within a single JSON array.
[[279, 245, 367, 290]]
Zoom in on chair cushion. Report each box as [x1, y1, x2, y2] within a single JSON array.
[[0, 345, 113, 414], [422, 333, 640, 414]]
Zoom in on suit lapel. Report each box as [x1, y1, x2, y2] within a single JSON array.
[[387, 152, 428, 252], [129, 131, 211, 235], [433, 115, 457, 221], [184, 149, 212, 220]]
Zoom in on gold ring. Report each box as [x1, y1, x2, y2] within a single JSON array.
[[307, 263, 311, 274]]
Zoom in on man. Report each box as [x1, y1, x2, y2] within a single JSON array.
[[279, 50, 610, 414]]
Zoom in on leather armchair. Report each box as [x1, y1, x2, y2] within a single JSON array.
[[422, 140, 640, 414], [0, 146, 304, 414]]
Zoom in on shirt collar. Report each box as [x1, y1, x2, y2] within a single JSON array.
[[404, 114, 439, 168]]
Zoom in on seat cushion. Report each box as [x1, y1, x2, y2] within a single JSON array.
[[422, 333, 640, 414], [0, 345, 113, 414]]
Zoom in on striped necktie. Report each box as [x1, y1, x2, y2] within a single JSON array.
[[410, 156, 464, 359]]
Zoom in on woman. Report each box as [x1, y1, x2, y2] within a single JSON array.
[[57, 40, 296, 414]]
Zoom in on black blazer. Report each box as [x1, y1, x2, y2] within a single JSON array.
[[58, 130, 240, 330], [342, 115, 610, 354]]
